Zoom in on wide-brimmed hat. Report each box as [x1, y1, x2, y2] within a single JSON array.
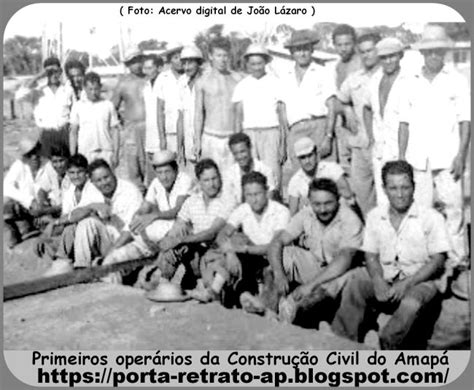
[[146, 281, 189, 302], [18, 131, 40, 156], [376, 37, 405, 56], [243, 43, 272, 61], [151, 150, 177, 166], [412, 25, 454, 50], [284, 29, 320, 49], [123, 47, 143, 63], [180, 45, 204, 61], [294, 137, 316, 157]]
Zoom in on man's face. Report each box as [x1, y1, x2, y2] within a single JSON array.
[[384, 173, 414, 213], [46, 66, 62, 86], [25, 151, 41, 171], [51, 155, 68, 176], [68, 67, 84, 89], [211, 47, 230, 72], [380, 52, 402, 76], [421, 48, 447, 74], [358, 40, 379, 70], [309, 190, 339, 224], [143, 59, 161, 81], [127, 58, 144, 76], [67, 166, 88, 188], [154, 164, 178, 192], [199, 167, 221, 198], [246, 55, 267, 79], [91, 167, 117, 198], [297, 149, 318, 174], [169, 53, 183, 73], [334, 34, 356, 62], [291, 44, 314, 67], [183, 59, 200, 78], [243, 182, 268, 214], [230, 142, 252, 170], [84, 81, 101, 102]]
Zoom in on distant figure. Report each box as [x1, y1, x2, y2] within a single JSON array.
[[111, 47, 147, 192], [194, 37, 243, 169]]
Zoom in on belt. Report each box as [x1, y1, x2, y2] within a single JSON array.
[[291, 116, 326, 128]]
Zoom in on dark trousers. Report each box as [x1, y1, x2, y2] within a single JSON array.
[[40, 126, 70, 157]]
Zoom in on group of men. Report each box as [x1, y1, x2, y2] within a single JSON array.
[[4, 23, 470, 349]]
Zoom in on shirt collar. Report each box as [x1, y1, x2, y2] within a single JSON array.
[[380, 202, 419, 220]]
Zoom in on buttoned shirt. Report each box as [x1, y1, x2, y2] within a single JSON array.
[[156, 69, 182, 136], [285, 205, 363, 265], [145, 171, 194, 211], [178, 73, 201, 158], [223, 160, 277, 206], [338, 66, 379, 148], [228, 200, 290, 245], [70, 98, 119, 154], [36, 161, 72, 207], [363, 203, 451, 281], [400, 65, 470, 170], [232, 73, 282, 128], [143, 78, 161, 152], [178, 191, 231, 234], [34, 85, 73, 129], [288, 162, 344, 200], [365, 68, 411, 161], [280, 62, 337, 126], [105, 179, 143, 232], [61, 180, 104, 215]]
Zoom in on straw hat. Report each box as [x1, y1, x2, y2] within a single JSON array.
[[151, 150, 177, 166], [412, 25, 454, 50], [146, 281, 189, 302], [123, 47, 143, 63], [294, 137, 316, 157], [180, 45, 204, 61], [284, 29, 320, 49], [18, 130, 40, 156], [376, 37, 405, 56], [243, 43, 272, 61]]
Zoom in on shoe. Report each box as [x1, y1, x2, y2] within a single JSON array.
[[44, 259, 74, 277], [239, 292, 266, 315], [278, 296, 297, 324]]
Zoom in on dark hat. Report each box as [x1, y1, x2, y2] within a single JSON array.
[[284, 29, 320, 49]]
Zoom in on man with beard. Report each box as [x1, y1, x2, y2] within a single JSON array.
[[332, 161, 450, 349]]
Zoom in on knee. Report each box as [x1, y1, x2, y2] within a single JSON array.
[[397, 296, 422, 317]]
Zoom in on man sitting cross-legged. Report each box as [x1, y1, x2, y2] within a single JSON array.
[[331, 160, 450, 349]]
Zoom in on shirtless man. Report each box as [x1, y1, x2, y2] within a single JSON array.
[[111, 47, 147, 192], [194, 37, 243, 170]]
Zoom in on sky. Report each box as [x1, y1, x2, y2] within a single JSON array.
[[3, 3, 467, 57]]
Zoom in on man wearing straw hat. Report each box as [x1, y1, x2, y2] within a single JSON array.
[[279, 29, 338, 167], [399, 24, 470, 265], [111, 47, 147, 192], [177, 46, 204, 165], [232, 43, 286, 191]]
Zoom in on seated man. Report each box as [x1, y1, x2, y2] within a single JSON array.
[[288, 137, 356, 216], [50, 159, 143, 273], [223, 132, 278, 205], [261, 178, 363, 325], [106, 150, 194, 267], [331, 161, 450, 350], [194, 171, 291, 303], [153, 159, 232, 288]]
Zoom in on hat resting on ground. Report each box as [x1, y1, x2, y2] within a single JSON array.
[[180, 45, 204, 61], [412, 25, 454, 50], [243, 43, 272, 61], [123, 47, 143, 63], [152, 150, 177, 166], [294, 137, 316, 157], [284, 29, 320, 49], [376, 37, 405, 56]]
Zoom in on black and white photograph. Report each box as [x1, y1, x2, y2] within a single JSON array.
[[2, 3, 471, 355]]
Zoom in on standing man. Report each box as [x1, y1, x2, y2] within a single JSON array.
[[64, 59, 86, 102], [332, 161, 450, 349], [399, 25, 470, 264], [156, 47, 184, 154], [194, 37, 243, 169], [112, 47, 147, 192], [363, 37, 408, 206], [232, 44, 286, 190], [338, 32, 381, 216], [177, 46, 204, 165], [279, 29, 337, 167]]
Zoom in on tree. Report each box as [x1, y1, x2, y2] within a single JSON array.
[[3, 35, 42, 76], [138, 39, 168, 51]]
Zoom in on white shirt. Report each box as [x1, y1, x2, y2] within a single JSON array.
[[156, 69, 181, 136], [34, 85, 73, 129], [232, 74, 281, 128], [288, 161, 344, 199], [178, 74, 199, 159], [280, 62, 337, 126], [36, 161, 72, 207], [145, 171, 194, 211], [223, 160, 277, 206], [366, 68, 411, 161], [107, 179, 143, 232], [143, 78, 161, 153], [228, 200, 290, 245], [400, 65, 470, 170], [70, 98, 119, 154], [61, 180, 104, 215]]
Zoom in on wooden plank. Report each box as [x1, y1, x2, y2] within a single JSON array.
[[3, 256, 157, 302]]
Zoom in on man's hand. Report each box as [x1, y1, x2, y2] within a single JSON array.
[[319, 136, 333, 158], [274, 271, 290, 296], [89, 204, 111, 220], [159, 235, 181, 252], [451, 153, 466, 182], [373, 277, 392, 303], [291, 283, 313, 302], [193, 140, 202, 161], [389, 278, 413, 302], [225, 252, 242, 278], [219, 238, 235, 253], [130, 214, 156, 234]]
